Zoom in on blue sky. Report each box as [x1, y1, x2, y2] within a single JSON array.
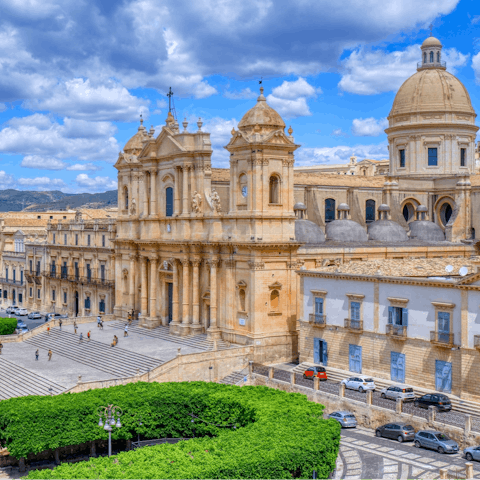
[[0, 0, 479, 193]]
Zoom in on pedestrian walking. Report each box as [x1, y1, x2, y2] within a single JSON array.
[[97, 315, 101, 328], [127, 312, 132, 322], [0, 342, 3, 355], [74, 321, 78, 334], [79, 332, 83, 342], [124, 324, 129, 337], [59, 319, 62, 330], [87, 330, 91, 341], [47, 326, 50, 335], [99, 320, 104, 330], [48, 349, 52, 361], [35, 349, 39, 361]]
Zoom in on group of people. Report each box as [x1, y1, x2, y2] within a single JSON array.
[[35, 348, 52, 361]]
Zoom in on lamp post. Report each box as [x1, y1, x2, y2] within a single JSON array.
[[97, 404, 122, 457]]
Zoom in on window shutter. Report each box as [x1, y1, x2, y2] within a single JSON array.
[[388, 306, 393, 324], [315, 297, 323, 315], [402, 308, 408, 326]]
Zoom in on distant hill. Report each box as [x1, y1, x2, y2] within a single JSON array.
[[0, 189, 118, 212]]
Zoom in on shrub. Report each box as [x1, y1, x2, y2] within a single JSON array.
[[0, 317, 17, 336], [0, 382, 340, 479]]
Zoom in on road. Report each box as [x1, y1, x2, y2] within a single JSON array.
[[337, 425, 480, 479], [0, 308, 45, 331]]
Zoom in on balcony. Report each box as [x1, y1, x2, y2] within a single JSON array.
[[417, 61, 446, 70], [344, 318, 363, 332], [308, 313, 326, 327], [386, 324, 407, 340], [0, 277, 24, 286], [474, 335, 480, 351], [430, 331, 454, 348]]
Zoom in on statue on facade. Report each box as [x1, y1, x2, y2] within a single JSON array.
[[211, 189, 221, 213], [75, 210, 83, 222], [191, 191, 202, 213], [130, 199, 137, 215]]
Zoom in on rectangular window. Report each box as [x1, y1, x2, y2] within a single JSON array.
[[438, 311, 450, 343], [87, 235, 91, 246], [62, 261, 67, 279], [75, 262, 79, 280], [5, 268, 8, 282], [64, 234, 67, 245], [399, 149, 405, 168], [19, 293, 22, 303], [99, 298, 105, 313], [461, 148, 466, 167], [86, 264, 91, 281], [53, 233, 56, 244], [51, 261, 56, 276], [102, 235, 105, 247], [36, 261, 40, 276], [100, 264, 105, 282], [29, 287, 32, 297], [20, 271, 23, 284], [75, 234, 78, 246], [13, 270, 16, 282], [85, 296, 91, 309], [428, 147, 438, 166], [64, 291, 67, 304], [52, 290, 56, 301], [315, 297, 324, 315], [37, 288, 41, 299], [29, 260, 33, 272]]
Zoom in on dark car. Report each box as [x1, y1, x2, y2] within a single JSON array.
[[414, 393, 452, 411], [375, 422, 415, 443], [303, 366, 327, 381], [414, 430, 459, 454], [16, 319, 27, 329]]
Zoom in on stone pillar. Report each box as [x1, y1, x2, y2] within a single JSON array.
[[395, 398, 403, 414], [114, 254, 122, 318], [290, 372, 296, 385], [313, 377, 319, 391], [428, 405, 436, 424], [465, 414, 472, 436], [174, 167, 181, 215], [466, 463, 474, 479], [142, 173, 148, 216], [150, 170, 157, 216], [140, 256, 148, 318], [268, 366, 274, 379], [339, 383, 345, 398], [439, 469, 448, 479], [170, 259, 180, 327], [129, 254, 136, 312], [207, 257, 221, 339], [148, 256, 158, 327], [190, 166, 196, 203], [191, 258, 202, 333], [248, 360, 253, 375], [181, 257, 190, 329], [182, 166, 189, 215]]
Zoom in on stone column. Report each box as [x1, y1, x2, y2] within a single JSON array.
[[170, 259, 180, 328], [140, 256, 148, 318], [140, 174, 147, 216], [129, 254, 136, 312], [182, 166, 190, 215], [179, 256, 190, 334], [190, 166, 196, 202], [113, 254, 123, 318], [191, 258, 202, 333], [150, 170, 157, 216], [148, 255, 158, 327], [207, 257, 221, 339], [174, 167, 181, 215]]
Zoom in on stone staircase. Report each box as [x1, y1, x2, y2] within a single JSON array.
[[107, 321, 234, 351], [218, 371, 246, 385], [0, 357, 65, 400], [24, 329, 163, 377]]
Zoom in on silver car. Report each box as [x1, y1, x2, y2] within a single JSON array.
[[328, 411, 357, 428], [414, 430, 459, 454], [341, 376, 376, 393], [380, 384, 415, 402], [464, 445, 480, 462]]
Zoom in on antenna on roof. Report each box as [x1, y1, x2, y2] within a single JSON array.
[[166, 87, 177, 121], [459, 266, 468, 277], [445, 265, 453, 273]]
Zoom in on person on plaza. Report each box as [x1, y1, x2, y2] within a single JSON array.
[[99, 319, 104, 330], [111, 335, 118, 347], [0, 342, 3, 355], [124, 324, 129, 337], [79, 332, 83, 342], [59, 319, 63, 330], [35, 349, 39, 361], [47, 326, 50, 335], [127, 312, 132, 322], [74, 321, 78, 334], [48, 349, 52, 361], [87, 330, 91, 341], [97, 315, 101, 328]]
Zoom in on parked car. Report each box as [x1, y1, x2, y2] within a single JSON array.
[[341, 376, 376, 393], [13, 307, 22, 315], [303, 366, 328, 381], [16, 326, 29, 334], [5, 306, 16, 314], [16, 319, 27, 329], [464, 445, 480, 462], [414, 393, 452, 411], [16, 308, 28, 316], [45, 313, 61, 321], [414, 430, 459, 454], [380, 384, 415, 402], [375, 422, 415, 443], [328, 411, 357, 428], [28, 312, 42, 319]]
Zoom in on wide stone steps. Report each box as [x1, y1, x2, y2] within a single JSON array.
[[108, 321, 233, 351], [218, 371, 245, 385], [24, 329, 163, 378], [0, 357, 66, 400]]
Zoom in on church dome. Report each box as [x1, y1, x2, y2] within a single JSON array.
[[422, 36, 442, 48], [124, 117, 148, 154], [409, 220, 445, 242], [326, 219, 368, 242], [367, 220, 409, 242], [238, 87, 285, 131], [295, 219, 325, 244]]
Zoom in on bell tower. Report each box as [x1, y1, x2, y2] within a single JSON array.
[[225, 87, 299, 242]]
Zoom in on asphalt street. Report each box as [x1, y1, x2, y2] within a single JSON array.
[[0, 307, 45, 331]]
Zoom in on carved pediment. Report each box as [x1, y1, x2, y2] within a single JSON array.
[[149, 129, 187, 158], [236, 280, 247, 289], [268, 281, 283, 290]]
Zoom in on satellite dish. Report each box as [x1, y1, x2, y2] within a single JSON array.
[[459, 266, 468, 277], [445, 265, 453, 273]]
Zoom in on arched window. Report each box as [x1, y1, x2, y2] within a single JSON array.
[[325, 198, 336, 222], [440, 202, 453, 226], [423, 52, 427, 63], [124, 186, 129, 209], [403, 203, 415, 222], [270, 290, 279, 310], [166, 187, 173, 217], [437, 51, 440, 63], [366, 200, 375, 223], [269, 175, 280, 203], [99, 299, 105, 313], [430, 51, 434, 62], [239, 289, 246, 311], [239, 173, 248, 203]]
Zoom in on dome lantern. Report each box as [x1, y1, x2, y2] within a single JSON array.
[[418, 35, 445, 71]]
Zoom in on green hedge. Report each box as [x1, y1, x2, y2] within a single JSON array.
[[6, 382, 341, 479], [0, 317, 17, 336]]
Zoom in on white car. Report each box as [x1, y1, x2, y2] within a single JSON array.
[[341, 376, 376, 393], [16, 308, 28, 316], [380, 384, 415, 402], [28, 312, 42, 319]]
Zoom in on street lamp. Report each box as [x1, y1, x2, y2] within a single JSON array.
[[97, 404, 123, 457]]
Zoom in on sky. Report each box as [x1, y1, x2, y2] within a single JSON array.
[[0, 0, 479, 193]]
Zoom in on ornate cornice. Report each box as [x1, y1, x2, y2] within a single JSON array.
[[248, 261, 265, 270]]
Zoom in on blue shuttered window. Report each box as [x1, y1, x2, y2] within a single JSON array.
[[435, 360, 452, 393], [166, 187, 174, 217], [351, 301, 360, 329], [349, 344, 362, 373], [438, 312, 450, 343]]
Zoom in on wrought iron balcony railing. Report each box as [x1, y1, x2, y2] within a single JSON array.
[[308, 313, 326, 327], [344, 318, 363, 332]]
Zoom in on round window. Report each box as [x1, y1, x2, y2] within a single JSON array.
[[440, 203, 453, 226]]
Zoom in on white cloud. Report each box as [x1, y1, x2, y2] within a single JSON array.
[[266, 78, 318, 118], [67, 163, 102, 172], [23, 78, 150, 122], [339, 45, 469, 95], [0, 115, 120, 162], [352, 117, 389, 136], [224, 88, 257, 100], [21, 155, 66, 170], [472, 52, 480, 84], [0, 170, 16, 189], [18, 176, 66, 189], [0, 103, 6, 112], [202, 117, 238, 167], [332, 128, 348, 137], [75, 174, 117, 192], [295, 142, 389, 166]]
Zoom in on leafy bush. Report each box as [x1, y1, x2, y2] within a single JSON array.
[[0, 317, 17, 336], [8, 382, 340, 479]]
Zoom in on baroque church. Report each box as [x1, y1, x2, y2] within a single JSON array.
[[113, 36, 479, 363]]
